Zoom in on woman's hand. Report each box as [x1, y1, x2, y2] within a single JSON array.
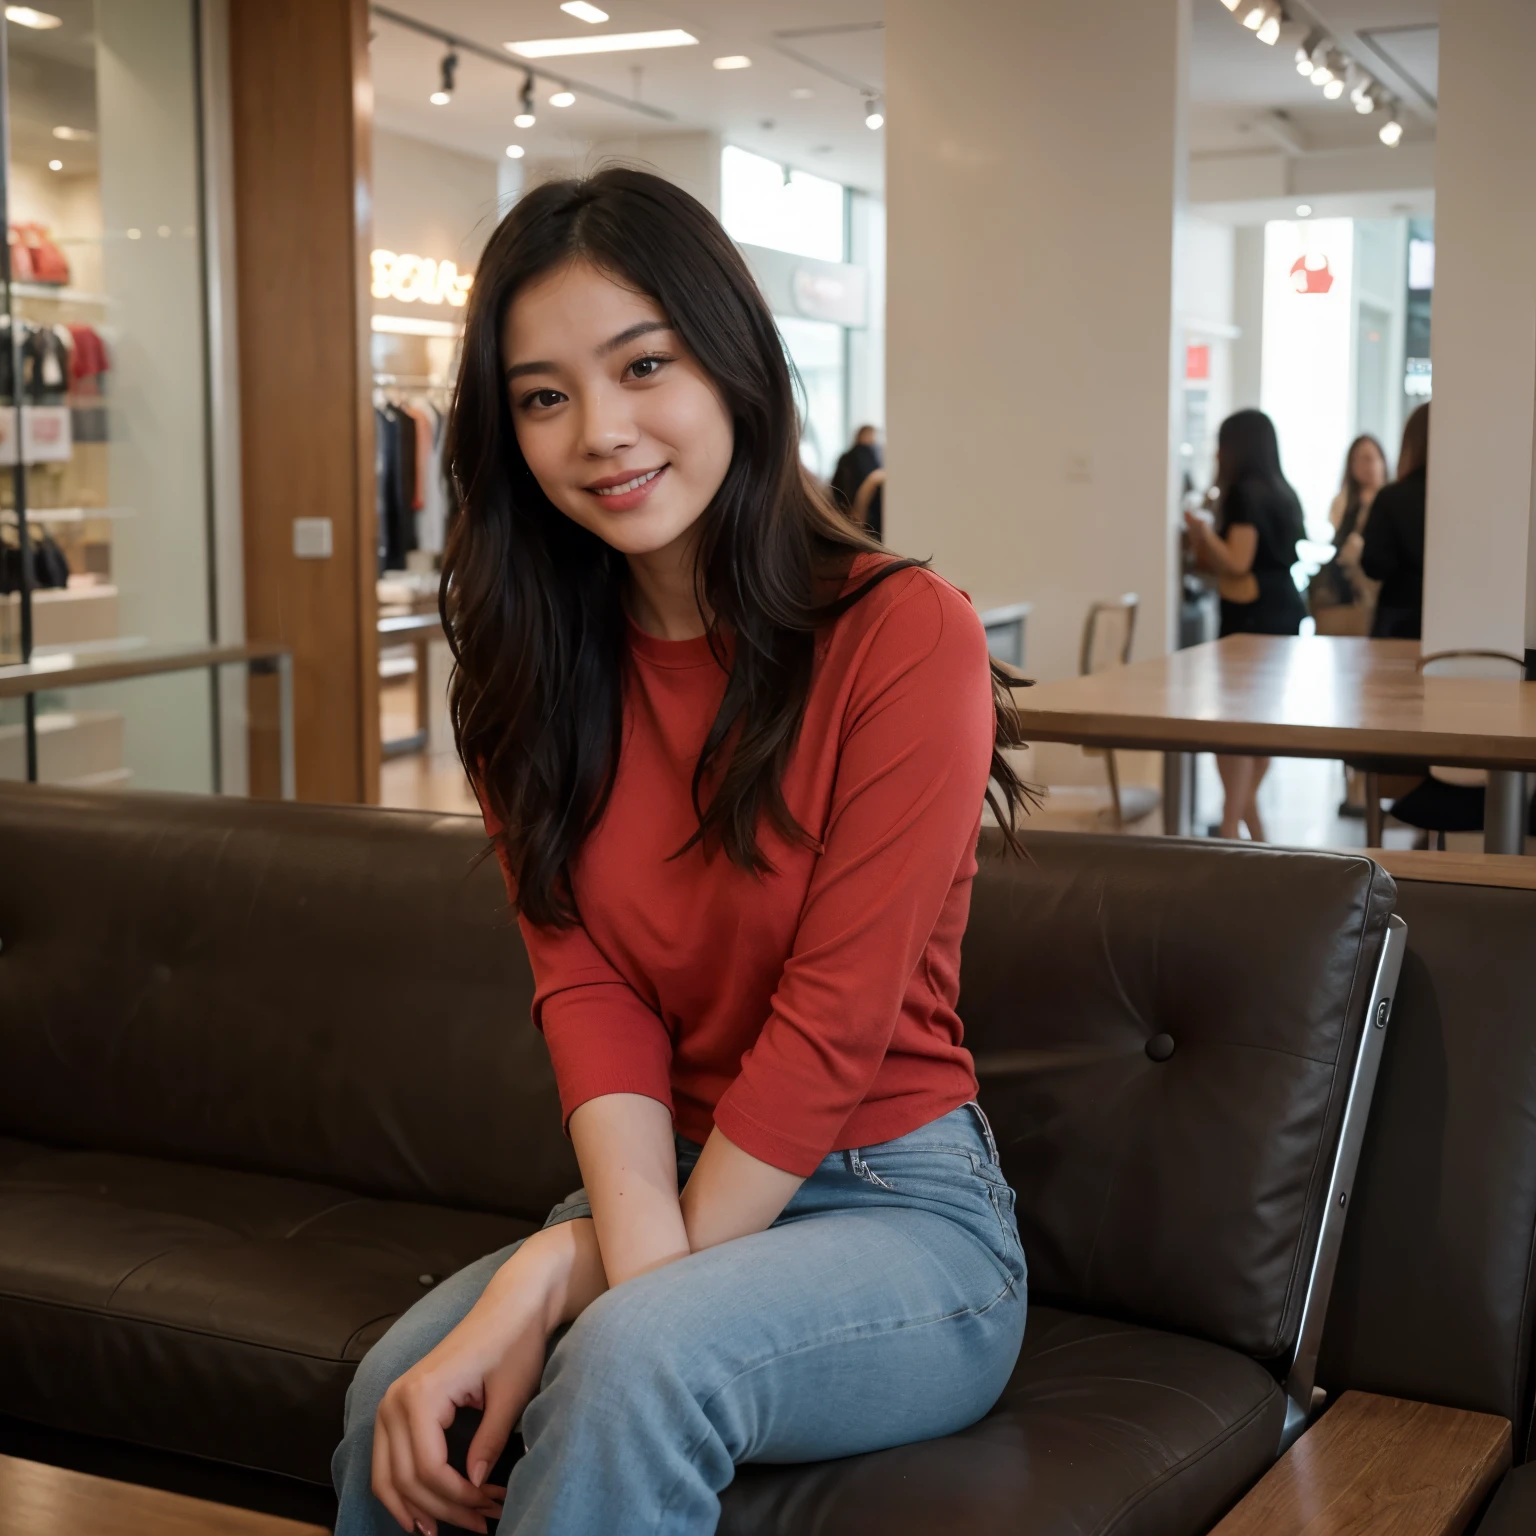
[[371, 1220, 607, 1536]]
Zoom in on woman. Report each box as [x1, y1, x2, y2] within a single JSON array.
[[1313, 434, 1388, 631], [332, 169, 1031, 1536], [1361, 403, 1430, 640], [1183, 409, 1305, 841]]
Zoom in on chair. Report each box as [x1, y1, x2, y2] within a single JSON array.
[[1080, 595, 1160, 828], [1362, 650, 1529, 849]]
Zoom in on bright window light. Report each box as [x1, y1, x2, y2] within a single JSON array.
[[713, 55, 752, 70], [559, 1, 608, 21], [506, 29, 696, 59], [5, 6, 62, 27], [721, 145, 845, 263]]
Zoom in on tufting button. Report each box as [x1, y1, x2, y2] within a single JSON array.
[[418, 1274, 436, 1287], [1145, 1033, 1176, 1062]]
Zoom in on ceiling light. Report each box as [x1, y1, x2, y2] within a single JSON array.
[[514, 73, 537, 128], [1295, 28, 1324, 74], [1310, 61, 1334, 86], [1219, 0, 1241, 10], [559, 1, 609, 20], [47, 158, 61, 171], [549, 88, 575, 106], [864, 96, 884, 130], [1323, 75, 1345, 98], [1256, 10, 1281, 45], [51, 125, 93, 141], [1241, 3, 1266, 31], [431, 50, 456, 106], [5, 7, 62, 27], [1296, 203, 1313, 217], [1354, 84, 1378, 114], [1379, 114, 1404, 147], [505, 143, 525, 159], [713, 55, 752, 70], [505, 29, 696, 59]]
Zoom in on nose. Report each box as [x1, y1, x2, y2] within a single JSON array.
[[577, 380, 639, 459]]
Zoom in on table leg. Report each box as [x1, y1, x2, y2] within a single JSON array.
[[1485, 771, 1529, 855], [1162, 752, 1194, 837], [1364, 773, 1384, 848]]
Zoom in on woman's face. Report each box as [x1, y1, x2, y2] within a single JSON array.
[[1351, 440, 1387, 491], [503, 259, 734, 561]]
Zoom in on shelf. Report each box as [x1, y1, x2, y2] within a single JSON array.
[[1, 506, 133, 524], [8, 283, 111, 306]]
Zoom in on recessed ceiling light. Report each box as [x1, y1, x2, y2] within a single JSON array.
[[47, 158, 61, 171], [51, 125, 93, 141], [1296, 203, 1313, 217], [559, 1, 608, 21], [549, 89, 576, 106], [713, 55, 751, 70], [5, 7, 62, 27], [505, 29, 696, 59], [506, 143, 526, 159]]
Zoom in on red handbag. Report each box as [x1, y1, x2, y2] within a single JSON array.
[[9, 223, 70, 286]]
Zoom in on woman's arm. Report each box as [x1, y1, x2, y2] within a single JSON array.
[[680, 1128, 804, 1250], [1185, 514, 1258, 578]]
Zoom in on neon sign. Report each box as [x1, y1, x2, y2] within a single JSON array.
[[370, 249, 473, 307]]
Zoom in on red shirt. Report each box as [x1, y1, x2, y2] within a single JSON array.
[[490, 558, 994, 1178]]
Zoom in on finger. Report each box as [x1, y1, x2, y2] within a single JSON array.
[[369, 1415, 419, 1535], [465, 1378, 521, 1491], [400, 1385, 501, 1516]]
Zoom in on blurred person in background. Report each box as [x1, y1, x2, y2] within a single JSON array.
[[1183, 408, 1306, 841], [1361, 402, 1430, 641], [1311, 434, 1388, 634], [831, 424, 883, 538]]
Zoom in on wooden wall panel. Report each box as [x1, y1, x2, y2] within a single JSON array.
[[229, 0, 379, 803]]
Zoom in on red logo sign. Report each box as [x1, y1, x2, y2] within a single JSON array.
[[1290, 253, 1334, 295]]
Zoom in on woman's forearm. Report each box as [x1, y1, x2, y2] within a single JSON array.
[[570, 1093, 692, 1285], [484, 1218, 610, 1332], [680, 1127, 804, 1252]]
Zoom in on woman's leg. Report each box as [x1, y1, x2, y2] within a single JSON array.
[[503, 1146, 1026, 1536], [333, 1241, 523, 1536], [1244, 756, 1271, 842], [1216, 754, 1253, 838]]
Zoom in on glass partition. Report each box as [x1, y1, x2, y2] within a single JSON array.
[[0, 0, 217, 791]]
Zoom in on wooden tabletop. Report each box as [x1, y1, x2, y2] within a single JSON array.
[[0, 1455, 329, 1536], [1011, 635, 1536, 770]]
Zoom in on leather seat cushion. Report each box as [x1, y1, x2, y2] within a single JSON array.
[[1477, 1461, 1536, 1536], [0, 1139, 531, 1483], [719, 1306, 1285, 1536]]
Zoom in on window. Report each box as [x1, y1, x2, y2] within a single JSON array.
[[720, 146, 844, 262]]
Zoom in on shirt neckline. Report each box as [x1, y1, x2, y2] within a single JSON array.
[[625, 612, 724, 670]]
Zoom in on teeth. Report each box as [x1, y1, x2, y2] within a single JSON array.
[[594, 468, 661, 496]]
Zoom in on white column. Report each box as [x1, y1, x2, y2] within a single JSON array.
[[884, 0, 1189, 681], [1422, 0, 1536, 665]]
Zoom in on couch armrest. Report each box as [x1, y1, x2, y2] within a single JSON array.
[[1209, 1391, 1510, 1535]]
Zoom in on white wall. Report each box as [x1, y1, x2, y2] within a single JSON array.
[[1178, 214, 1236, 493], [884, 0, 1188, 683], [528, 130, 723, 218], [1423, 0, 1536, 659]]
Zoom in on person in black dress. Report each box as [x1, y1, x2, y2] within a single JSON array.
[[1361, 403, 1429, 640], [1183, 408, 1306, 840]]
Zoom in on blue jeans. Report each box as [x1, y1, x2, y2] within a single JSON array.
[[332, 1103, 1026, 1535]]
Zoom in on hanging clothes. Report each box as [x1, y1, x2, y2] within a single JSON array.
[[416, 400, 450, 555], [375, 404, 417, 573]]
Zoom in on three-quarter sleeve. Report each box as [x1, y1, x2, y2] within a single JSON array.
[[710, 576, 995, 1175]]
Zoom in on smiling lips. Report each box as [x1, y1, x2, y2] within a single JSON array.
[[584, 464, 667, 511]]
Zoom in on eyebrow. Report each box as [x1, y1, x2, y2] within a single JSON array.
[[505, 319, 672, 381]]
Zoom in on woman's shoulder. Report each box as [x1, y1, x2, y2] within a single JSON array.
[[830, 555, 988, 675]]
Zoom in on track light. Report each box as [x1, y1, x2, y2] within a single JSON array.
[[1241, 2, 1266, 31], [1323, 74, 1344, 98], [864, 95, 884, 130], [1256, 11, 1280, 45], [1295, 28, 1324, 74], [514, 73, 537, 128], [1220, 0, 1241, 10], [1353, 81, 1378, 114], [429, 49, 457, 106], [1379, 113, 1404, 147], [549, 88, 575, 106]]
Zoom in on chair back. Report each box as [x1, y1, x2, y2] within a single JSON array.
[[1080, 594, 1139, 676]]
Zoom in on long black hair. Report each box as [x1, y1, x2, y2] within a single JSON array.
[[441, 167, 1030, 926], [1214, 408, 1305, 546]]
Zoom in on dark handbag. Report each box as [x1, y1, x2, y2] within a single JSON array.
[[0, 528, 70, 593], [1307, 556, 1352, 615]]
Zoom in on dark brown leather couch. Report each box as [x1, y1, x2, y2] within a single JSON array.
[[0, 783, 1498, 1535]]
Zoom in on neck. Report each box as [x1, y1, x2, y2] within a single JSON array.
[[626, 526, 712, 641]]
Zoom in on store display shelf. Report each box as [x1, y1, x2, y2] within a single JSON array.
[[1, 506, 133, 523], [8, 283, 111, 306]]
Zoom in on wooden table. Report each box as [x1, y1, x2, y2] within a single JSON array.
[[1011, 635, 1536, 854], [0, 1455, 329, 1536]]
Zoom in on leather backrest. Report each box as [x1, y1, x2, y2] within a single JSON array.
[[1318, 873, 1536, 1454], [0, 783, 578, 1221], [962, 830, 1397, 1362]]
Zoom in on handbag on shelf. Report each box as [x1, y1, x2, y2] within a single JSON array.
[[0, 526, 71, 593], [8, 223, 70, 286]]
